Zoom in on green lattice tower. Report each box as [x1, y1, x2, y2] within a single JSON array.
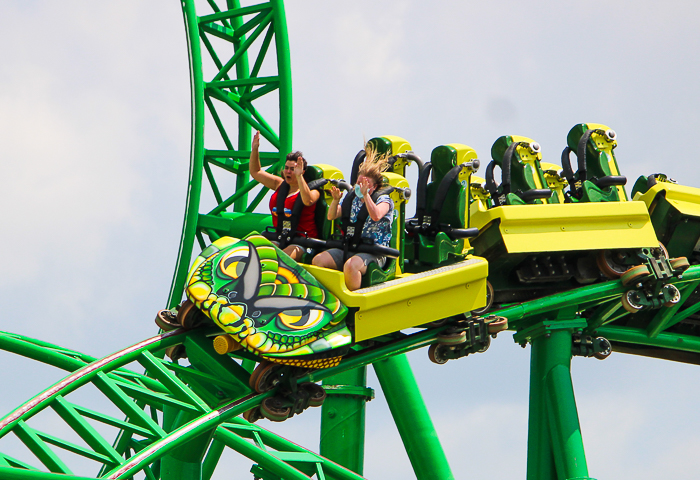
[[168, 0, 293, 310]]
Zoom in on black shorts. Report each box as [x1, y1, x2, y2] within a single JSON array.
[[324, 248, 386, 270]]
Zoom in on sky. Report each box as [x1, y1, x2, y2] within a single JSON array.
[[1, 0, 700, 478]]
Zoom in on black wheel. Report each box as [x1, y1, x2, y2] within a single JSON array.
[[486, 316, 508, 335], [428, 344, 449, 365], [621, 290, 644, 313], [593, 337, 612, 360], [243, 407, 263, 423], [176, 300, 204, 329], [477, 335, 491, 353], [657, 242, 669, 260], [252, 362, 283, 393], [597, 250, 628, 279], [472, 281, 494, 315], [670, 257, 690, 272], [422, 318, 448, 328], [155, 309, 180, 331], [165, 344, 187, 362], [663, 284, 681, 307], [301, 383, 327, 407], [248, 361, 265, 390], [261, 397, 291, 422]]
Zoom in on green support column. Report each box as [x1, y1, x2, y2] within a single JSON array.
[[320, 367, 373, 477], [374, 354, 453, 480], [161, 407, 215, 480], [523, 326, 594, 480]]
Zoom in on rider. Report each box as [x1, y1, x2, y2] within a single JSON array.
[[249, 130, 320, 260], [312, 145, 393, 290]]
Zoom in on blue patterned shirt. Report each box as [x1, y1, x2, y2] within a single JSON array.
[[350, 194, 394, 247]]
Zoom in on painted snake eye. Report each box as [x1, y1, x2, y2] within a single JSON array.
[[276, 308, 325, 331], [219, 246, 250, 279]]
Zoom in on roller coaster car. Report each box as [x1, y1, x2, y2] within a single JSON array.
[[632, 173, 700, 263], [560, 123, 627, 203], [175, 230, 490, 422], [178, 229, 489, 356], [469, 130, 683, 309], [404, 144, 480, 270]]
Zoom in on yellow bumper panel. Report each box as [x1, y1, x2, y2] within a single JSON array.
[[635, 182, 700, 217], [302, 258, 488, 342], [470, 202, 658, 253]]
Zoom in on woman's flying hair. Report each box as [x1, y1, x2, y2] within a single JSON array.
[[358, 143, 391, 187]]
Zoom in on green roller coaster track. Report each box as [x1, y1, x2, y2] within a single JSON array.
[[3, 1, 700, 480]]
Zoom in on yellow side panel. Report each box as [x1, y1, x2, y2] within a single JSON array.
[[355, 280, 486, 341], [302, 258, 489, 341], [470, 202, 657, 253], [635, 183, 700, 217]]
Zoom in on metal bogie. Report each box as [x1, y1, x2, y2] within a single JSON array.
[[259, 381, 326, 422], [571, 333, 612, 359], [427, 318, 492, 364]]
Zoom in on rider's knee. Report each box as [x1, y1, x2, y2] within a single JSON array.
[[344, 255, 364, 274]]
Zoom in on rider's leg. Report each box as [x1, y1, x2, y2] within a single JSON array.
[[344, 255, 368, 291], [283, 244, 304, 261], [312, 248, 343, 270]]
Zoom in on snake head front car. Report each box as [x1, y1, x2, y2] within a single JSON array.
[[185, 235, 351, 360]]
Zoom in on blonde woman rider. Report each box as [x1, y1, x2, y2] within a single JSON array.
[[312, 146, 393, 290]]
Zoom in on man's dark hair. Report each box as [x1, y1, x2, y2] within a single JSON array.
[[286, 151, 307, 170]]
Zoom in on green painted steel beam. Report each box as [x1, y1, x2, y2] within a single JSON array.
[[320, 367, 368, 476], [374, 354, 453, 480], [0, 466, 96, 480], [1, 317, 446, 480], [585, 300, 623, 331], [496, 265, 700, 331], [222, 421, 367, 480], [527, 329, 591, 480], [215, 427, 309, 480], [596, 325, 700, 354], [167, 0, 206, 309], [646, 280, 700, 338]]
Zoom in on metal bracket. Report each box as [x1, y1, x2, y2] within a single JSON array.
[[513, 319, 587, 346], [323, 384, 375, 401]]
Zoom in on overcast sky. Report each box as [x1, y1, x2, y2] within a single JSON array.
[[2, 1, 700, 479]]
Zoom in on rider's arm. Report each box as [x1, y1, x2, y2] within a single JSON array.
[[327, 187, 343, 220], [250, 131, 283, 190], [294, 164, 320, 206], [327, 199, 342, 221], [364, 194, 391, 222]]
